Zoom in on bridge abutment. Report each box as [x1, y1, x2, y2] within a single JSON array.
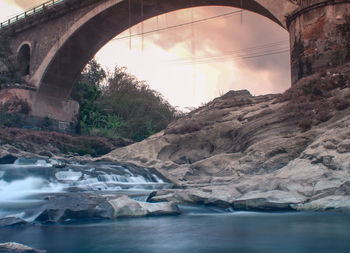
[[0, 88, 79, 133], [288, 0, 350, 84]]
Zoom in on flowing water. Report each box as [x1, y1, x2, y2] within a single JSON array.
[[1, 159, 350, 253], [0, 158, 170, 220]]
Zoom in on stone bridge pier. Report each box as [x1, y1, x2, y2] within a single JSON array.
[[0, 0, 349, 131], [288, 0, 350, 84]]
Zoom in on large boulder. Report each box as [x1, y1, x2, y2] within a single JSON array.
[[0, 154, 17, 164], [108, 195, 180, 218], [34, 193, 114, 223], [150, 186, 241, 208], [232, 190, 306, 211]]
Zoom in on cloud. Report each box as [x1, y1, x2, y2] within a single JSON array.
[[7, 0, 46, 10], [138, 6, 291, 97]]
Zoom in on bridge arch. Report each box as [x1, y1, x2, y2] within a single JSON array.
[[34, 0, 298, 99]]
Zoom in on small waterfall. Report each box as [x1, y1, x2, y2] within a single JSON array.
[[0, 159, 172, 220], [96, 173, 163, 184], [0, 177, 64, 219], [97, 174, 129, 183], [0, 177, 64, 201], [56, 170, 82, 181], [151, 174, 164, 183]]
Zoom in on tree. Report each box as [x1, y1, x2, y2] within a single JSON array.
[[72, 61, 178, 141], [101, 66, 176, 141], [71, 59, 112, 135]]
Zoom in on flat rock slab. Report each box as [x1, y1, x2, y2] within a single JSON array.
[[232, 190, 306, 211], [293, 196, 350, 212], [108, 195, 180, 218], [0, 217, 28, 227], [0, 242, 46, 253]]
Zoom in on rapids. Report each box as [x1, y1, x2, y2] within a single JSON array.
[[0, 158, 171, 220]]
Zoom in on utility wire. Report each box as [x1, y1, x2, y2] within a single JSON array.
[[112, 9, 243, 41], [172, 49, 289, 65], [128, 0, 132, 50], [141, 0, 144, 51], [168, 40, 289, 63], [110, 8, 289, 64]]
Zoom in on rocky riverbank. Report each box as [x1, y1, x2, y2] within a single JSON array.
[[1, 64, 350, 216], [102, 63, 350, 212], [0, 128, 132, 163]]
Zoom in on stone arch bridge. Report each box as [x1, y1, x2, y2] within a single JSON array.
[[0, 0, 349, 130]]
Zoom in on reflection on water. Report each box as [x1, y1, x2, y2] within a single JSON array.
[[1, 211, 350, 253]]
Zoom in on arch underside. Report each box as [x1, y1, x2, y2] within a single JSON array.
[[37, 0, 292, 99]]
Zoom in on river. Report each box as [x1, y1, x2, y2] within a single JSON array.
[[1, 159, 350, 253]]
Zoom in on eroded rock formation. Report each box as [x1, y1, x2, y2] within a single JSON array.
[[103, 63, 350, 212]]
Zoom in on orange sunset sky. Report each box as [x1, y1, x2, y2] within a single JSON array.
[[1, 0, 291, 110]]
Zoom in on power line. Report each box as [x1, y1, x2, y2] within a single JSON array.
[[112, 9, 243, 41], [128, 0, 132, 49], [168, 40, 289, 63], [141, 0, 144, 51], [171, 49, 289, 65], [108, 8, 289, 65]]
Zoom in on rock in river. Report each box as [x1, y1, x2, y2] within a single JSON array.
[[0, 217, 28, 227], [108, 195, 180, 218], [34, 193, 114, 223], [0, 242, 46, 253]]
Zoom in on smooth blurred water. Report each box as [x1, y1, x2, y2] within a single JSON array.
[[0, 159, 171, 219], [1, 159, 350, 252], [1, 211, 350, 253]]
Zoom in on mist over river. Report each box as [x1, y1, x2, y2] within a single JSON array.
[[1, 159, 350, 253]]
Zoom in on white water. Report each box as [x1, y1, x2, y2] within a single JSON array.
[[14, 158, 53, 167], [0, 159, 171, 219], [97, 174, 152, 184], [0, 177, 64, 201], [55, 170, 82, 181], [151, 174, 164, 183]]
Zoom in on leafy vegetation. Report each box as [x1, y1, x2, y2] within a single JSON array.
[[71, 59, 179, 141]]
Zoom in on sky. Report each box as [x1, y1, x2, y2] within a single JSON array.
[[1, 0, 291, 110]]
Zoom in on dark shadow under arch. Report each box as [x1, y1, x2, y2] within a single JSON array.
[[17, 43, 30, 76]]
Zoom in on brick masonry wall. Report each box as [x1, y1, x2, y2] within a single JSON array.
[[289, 2, 350, 83]]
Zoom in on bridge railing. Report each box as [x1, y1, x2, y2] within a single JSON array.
[[0, 0, 65, 29]]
